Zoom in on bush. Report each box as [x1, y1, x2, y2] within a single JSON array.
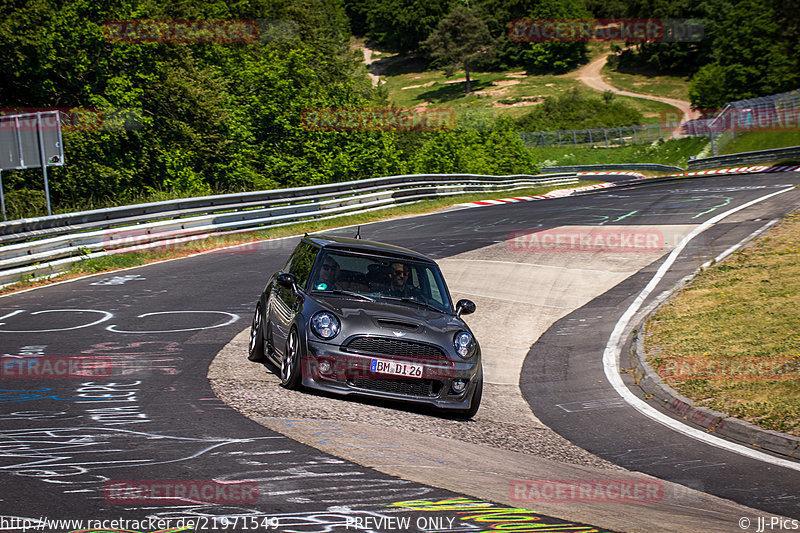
[[409, 114, 538, 174], [516, 88, 643, 131], [3, 189, 49, 220]]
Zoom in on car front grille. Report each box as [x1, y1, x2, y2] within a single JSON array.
[[345, 336, 445, 359], [349, 378, 440, 397]]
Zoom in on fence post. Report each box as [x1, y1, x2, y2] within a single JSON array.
[[604, 129, 609, 148]]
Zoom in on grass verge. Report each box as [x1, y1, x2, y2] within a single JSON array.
[[529, 136, 709, 169], [719, 131, 800, 155], [600, 63, 690, 102], [1, 182, 604, 295], [645, 211, 800, 436]]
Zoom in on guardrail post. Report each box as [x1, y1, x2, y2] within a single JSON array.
[[0, 170, 5, 220]]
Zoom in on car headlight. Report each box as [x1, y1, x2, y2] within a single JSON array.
[[311, 311, 340, 340], [453, 331, 476, 359]]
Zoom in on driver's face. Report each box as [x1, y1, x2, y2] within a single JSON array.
[[390, 263, 408, 287], [320, 260, 338, 282]]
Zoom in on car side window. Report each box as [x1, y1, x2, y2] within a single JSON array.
[[288, 242, 318, 290]]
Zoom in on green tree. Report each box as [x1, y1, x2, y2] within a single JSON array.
[[688, 0, 800, 108], [363, 0, 454, 53], [688, 63, 729, 110], [422, 5, 494, 94], [476, 0, 589, 72]]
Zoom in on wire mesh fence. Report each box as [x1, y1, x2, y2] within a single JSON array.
[[681, 89, 799, 154], [520, 123, 672, 148], [521, 89, 800, 152]]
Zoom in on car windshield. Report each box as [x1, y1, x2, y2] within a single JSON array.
[[309, 250, 453, 313]]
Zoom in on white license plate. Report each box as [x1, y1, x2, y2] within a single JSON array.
[[370, 358, 423, 378]]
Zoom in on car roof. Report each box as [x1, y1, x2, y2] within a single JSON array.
[[305, 233, 435, 263]]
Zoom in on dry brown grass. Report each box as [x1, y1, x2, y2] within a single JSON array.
[[646, 213, 800, 435]]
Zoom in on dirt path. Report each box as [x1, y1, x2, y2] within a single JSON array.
[[353, 39, 403, 87], [359, 43, 381, 87], [571, 53, 699, 135]]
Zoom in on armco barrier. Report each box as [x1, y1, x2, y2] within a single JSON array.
[[0, 172, 577, 288], [687, 145, 800, 170], [542, 164, 684, 173]]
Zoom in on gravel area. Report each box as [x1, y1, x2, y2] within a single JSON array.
[[209, 332, 622, 470]]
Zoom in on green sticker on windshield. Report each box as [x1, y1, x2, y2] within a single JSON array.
[[316, 283, 327, 290]]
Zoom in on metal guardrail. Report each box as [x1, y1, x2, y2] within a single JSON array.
[[687, 146, 800, 170], [0, 172, 578, 288], [542, 164, 684, 173]]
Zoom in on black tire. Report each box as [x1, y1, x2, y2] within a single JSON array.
[[280, 327, 302, 389], [247, 304, 266, 362], [453, 375, 482, 419]]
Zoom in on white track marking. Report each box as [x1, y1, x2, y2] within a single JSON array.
[[105, 311, 240, 333], [0, 309, 113, 332], [603, 186, 800, 472]]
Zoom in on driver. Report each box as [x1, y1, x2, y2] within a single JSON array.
[[388, 261, 413, 297], [316, 256, 340, 290]]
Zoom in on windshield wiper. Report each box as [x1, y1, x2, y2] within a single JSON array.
[[380, 296, 443, 313], [317, 289, 375, 302]]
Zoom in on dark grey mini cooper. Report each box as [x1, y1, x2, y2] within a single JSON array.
[[248, 233, 482, 418]]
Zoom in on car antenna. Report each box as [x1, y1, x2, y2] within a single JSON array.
[[355, 226, 361, 239]]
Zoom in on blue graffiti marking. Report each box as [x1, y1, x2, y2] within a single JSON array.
[[0, 388, 114, 403]]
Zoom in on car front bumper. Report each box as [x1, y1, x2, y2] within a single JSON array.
[[303, 339, 481, 410]]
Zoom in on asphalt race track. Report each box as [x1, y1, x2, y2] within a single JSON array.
[[1, 172, 800, 532]]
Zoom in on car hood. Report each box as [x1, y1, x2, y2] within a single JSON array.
[[314, 297, 470, 341]]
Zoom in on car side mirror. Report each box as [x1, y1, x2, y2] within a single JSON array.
[[277, 272, 297, 290], [456, 299, 476, 317]]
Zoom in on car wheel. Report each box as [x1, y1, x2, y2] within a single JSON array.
[[280, 327, 302, 389], [454, 375, 482, 419], [248, 304, 266, 362]]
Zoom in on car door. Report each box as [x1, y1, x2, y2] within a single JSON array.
[[270, 241, 318, 357]]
